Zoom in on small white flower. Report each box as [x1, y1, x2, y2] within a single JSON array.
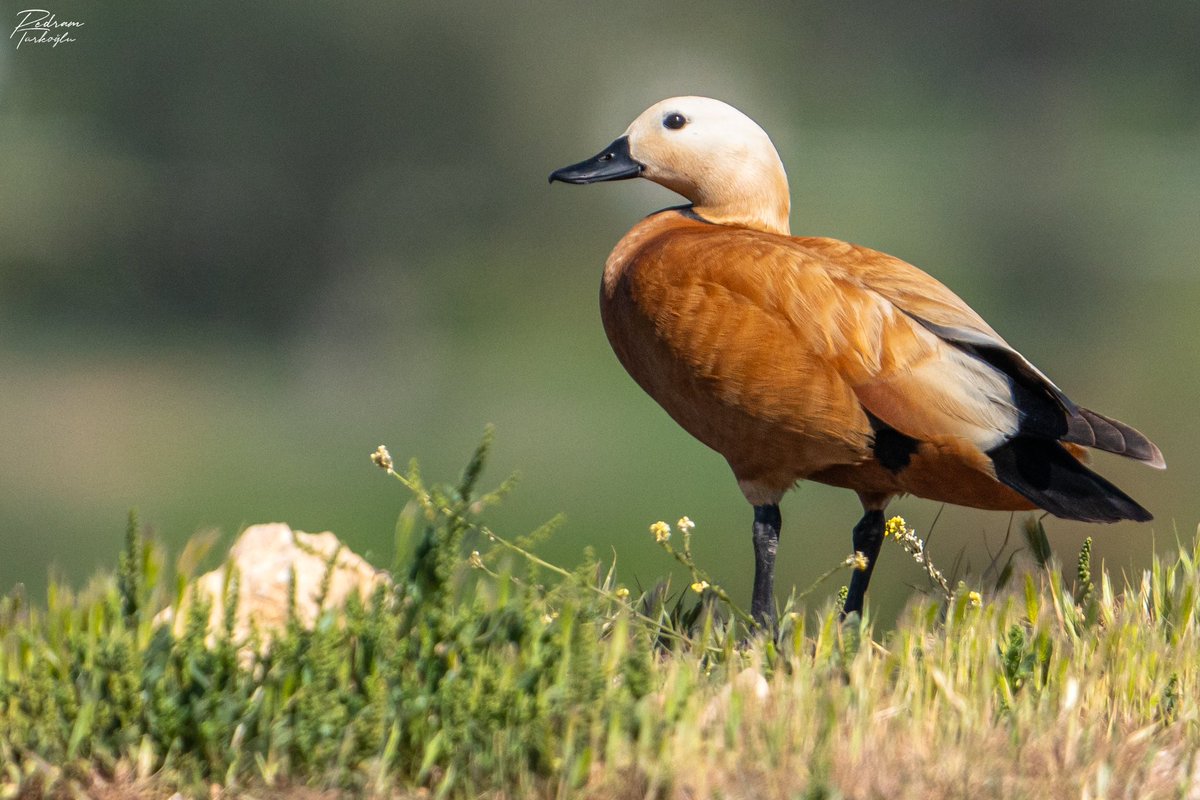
[[370, 445, 394, 473]]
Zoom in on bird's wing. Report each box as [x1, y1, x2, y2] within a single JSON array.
[[749, 236, 1027, 453], [621, 225, 1023, 453], [791, 236, 1164, 467]]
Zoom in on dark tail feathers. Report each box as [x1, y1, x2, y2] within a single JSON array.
[[1065, 407, 1166, 469], [989, 437, 1153, 523]]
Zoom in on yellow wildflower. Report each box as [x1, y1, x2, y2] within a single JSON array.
[[884, 516, 908, 540], [968, 591, 982, 608], [691, 580, 710, 594], [677, 516, 695, 534], [615, 587, 630, 600], [850, 552, 870, 572], [650, 521, 671, 543]]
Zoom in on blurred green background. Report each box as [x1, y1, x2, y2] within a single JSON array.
[[1, 1, 1197, 620]]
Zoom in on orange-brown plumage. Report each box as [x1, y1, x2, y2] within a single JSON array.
[[551, 95, 1162, 622], [600, 209, 1035, 511]]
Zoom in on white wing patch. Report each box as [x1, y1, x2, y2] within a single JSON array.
[[854, 323, 1020, 451]]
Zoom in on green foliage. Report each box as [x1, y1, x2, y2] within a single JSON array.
[[2, 435, 1200, 798], [1075, 536, 1100, 626], [116, 509, 142, 625], [998, 623, 1052, 702], [1023, 516, 1054, 568], [0, 434, 674, 796], [1075, 536, 1094, 600]]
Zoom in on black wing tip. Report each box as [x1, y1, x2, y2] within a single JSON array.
[[1127, 505, 1155, 523], [990, 438, 1154, 524], [909, 315, 1167, 472]]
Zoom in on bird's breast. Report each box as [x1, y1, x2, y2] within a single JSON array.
[[599, 214, 870, 488]]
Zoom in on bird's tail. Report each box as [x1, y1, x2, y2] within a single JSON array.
[[1064, 407, 1166, 469], [988, 437, 1153, 523]]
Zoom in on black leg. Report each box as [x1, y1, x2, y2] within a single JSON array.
[[842, 509, 885, 617], [751, 504, 782, 627]]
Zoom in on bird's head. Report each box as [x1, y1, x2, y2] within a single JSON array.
[[550, 96, 791, 235]]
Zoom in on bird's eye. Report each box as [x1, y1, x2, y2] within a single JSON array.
[[663, 112, 687, 130]]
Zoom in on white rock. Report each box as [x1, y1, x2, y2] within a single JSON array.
[[700, 666, 771, 727], [156, 522, 388, 644]]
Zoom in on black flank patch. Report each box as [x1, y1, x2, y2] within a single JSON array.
[[866, 411, 920, 473]]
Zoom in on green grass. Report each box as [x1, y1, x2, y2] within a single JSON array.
[[2, 434, 1199, 799]]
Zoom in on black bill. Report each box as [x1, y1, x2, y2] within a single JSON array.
[[549, 136, 643, 184]]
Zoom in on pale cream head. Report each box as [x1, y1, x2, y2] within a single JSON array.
[[623, 97, 791, 235]]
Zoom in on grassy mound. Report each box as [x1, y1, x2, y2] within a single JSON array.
[[2, 433, 1197, 798]]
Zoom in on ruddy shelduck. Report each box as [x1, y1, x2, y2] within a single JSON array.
[[550, 96, 1164, 624]]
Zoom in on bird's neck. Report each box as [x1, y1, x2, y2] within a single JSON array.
[[693, 195, 791, 236], [689, 158, 791, 236]]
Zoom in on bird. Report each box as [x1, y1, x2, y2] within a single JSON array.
[[549, 96, 1164, 626]]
